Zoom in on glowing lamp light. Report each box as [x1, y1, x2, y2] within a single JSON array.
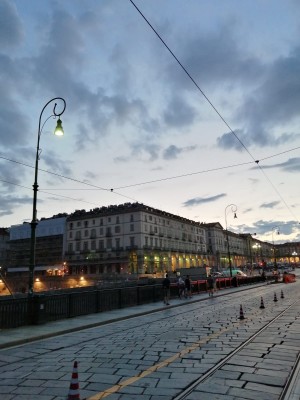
[[54, 118, 64, 136]]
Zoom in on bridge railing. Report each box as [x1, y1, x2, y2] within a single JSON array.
[[0, 276, 267, 329]]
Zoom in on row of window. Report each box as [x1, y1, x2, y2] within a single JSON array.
[[69, 225, 135, 239], [67, 236, 206, 253], [68, 224, 204, 241], [68, 236, 136, 252], [68, 213, 204, 234], [69, 215, 135, 229]]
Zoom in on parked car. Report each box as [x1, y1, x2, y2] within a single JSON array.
[[222, 269, 247, 277], [211, 272, 224, 277]]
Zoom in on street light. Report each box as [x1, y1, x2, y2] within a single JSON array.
[[272, 226, 280, 270], [224, 204, 238, 277], [292, 251, 298, 266], [28, 97, 66, 296], [252, 243, 261, 267]]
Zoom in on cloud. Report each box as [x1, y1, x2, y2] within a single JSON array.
[[259, 157, 300, 173], [0, 0, 23, 48], [166, 23, 263, 92], [216, 129, 249, 151], [130, 143, 160, 162], [219, 47, 300, 151], [260, 201, 280, 209], [0, 58, 30, 149], [183, 193, 226, 207], [163, 96, 196, 128], [163, 144, 197, 160], [169, 21, 299, 152], [0, 195, 32, 218], [249, 178, 259, 185], [248, 220, 298, 237]]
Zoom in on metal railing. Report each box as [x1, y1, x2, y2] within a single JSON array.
[[0, 275, 267, 329]]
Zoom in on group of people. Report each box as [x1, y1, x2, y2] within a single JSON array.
[[162, 273, 217, 305], [177, 275, 192, 299], [162, 274, 192, 305]]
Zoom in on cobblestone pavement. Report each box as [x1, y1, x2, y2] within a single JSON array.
[[0, 276, 299, 400]]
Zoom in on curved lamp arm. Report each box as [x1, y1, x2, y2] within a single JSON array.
[[28, 97, 66, 298]]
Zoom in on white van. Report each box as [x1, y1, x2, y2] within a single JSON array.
[[222, 269, 247, 277]]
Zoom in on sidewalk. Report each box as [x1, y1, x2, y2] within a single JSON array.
[[0, 283, 258, 349]]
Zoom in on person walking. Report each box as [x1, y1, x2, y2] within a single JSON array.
[[184, 275, 192, 298], [207, 274, 215, 297], [162, 273, 171, 305], [177, 276, 185, 299]]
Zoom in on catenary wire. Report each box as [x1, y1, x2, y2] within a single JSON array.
[[0, 178, 139, 207], [128, 0, 300, 223], [1, 146, 300, 193]]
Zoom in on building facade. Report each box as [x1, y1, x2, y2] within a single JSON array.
[[65, 203, 208, 276], [6, 203, 298, 278], [8, 214, 67, 274], [0, 228, 10, 268]]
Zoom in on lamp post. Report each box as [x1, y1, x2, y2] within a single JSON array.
[[272, 226, 280, 270], [292, 251, 297, 267], [224, 204, 238, 277], [28, 98, 66, 297], [252, 243, 261, 268]]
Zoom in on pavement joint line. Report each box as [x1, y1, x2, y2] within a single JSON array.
[[86, 326, 231, 400], [85, 297, 300, 400]]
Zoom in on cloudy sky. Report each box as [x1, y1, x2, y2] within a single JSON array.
[[1, 0, 300, 244]]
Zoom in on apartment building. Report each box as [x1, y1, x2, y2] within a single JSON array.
[[204, 223, 248, 269], [65, 202, 208, 276], [276, 242, 300, 264], [0, 228, 9, 267], [8, 214, 67, 273]]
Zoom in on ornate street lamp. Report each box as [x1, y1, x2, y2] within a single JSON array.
[[28, 98, 66, 296], [272, 226, 280, 270], [224, 204, 238, 277]]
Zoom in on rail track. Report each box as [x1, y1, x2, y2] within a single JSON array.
[[173, 296, 300, 400]]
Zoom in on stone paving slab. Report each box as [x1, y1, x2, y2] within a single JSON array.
[[0, 280, 299, 399]]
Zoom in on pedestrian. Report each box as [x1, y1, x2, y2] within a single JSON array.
[[177, 276, 185, 299], [207, 274, 215, 297], [162, 273, 171, 305], [184, 275, 192, 298]]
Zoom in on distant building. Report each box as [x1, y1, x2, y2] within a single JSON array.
[[65, 202, 208, 276], [204, 223, 249, 269], [8, 214, 67, 274], [0, 228, 10, 268], [276, 242, 300, 265]]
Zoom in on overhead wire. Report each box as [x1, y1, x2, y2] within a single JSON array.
[[128, 0, 300, 224], [1, 146, 299, 193]]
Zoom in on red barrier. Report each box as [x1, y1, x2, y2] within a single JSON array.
[[283, 273, 296, 283]]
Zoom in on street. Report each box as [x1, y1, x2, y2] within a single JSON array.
[[0, 275, 299, 399]]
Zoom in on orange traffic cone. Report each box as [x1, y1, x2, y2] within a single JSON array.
[[68, 361, 80, 400], [281, 290, 284, 299], [274, 292, 278, 302], [260, 297, 265, 309], [239, 304, 245, 320]]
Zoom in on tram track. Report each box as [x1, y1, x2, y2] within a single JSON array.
[[173, 297, 300, 400], [0, 281, 298, 400], [85, 285, 299, 399]]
